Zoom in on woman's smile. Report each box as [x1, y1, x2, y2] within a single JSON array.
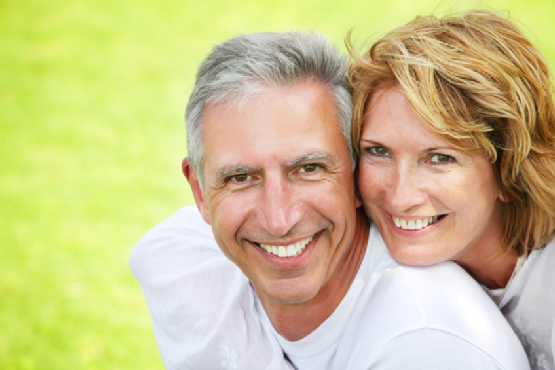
[[358, 86, 507, 267]]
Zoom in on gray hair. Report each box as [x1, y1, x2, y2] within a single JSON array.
[[185, 31, 355, 189]]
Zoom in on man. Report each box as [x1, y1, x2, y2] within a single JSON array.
[[130, 31, 529, 369]]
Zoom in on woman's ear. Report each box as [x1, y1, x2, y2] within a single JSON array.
[[498, 188, 509, 203]]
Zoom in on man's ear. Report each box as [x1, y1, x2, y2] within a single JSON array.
[[182, 158, 211, 225]]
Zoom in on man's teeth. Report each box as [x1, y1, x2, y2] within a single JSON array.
[[259, 235, 314, 258], [393, 216, 441, 230]]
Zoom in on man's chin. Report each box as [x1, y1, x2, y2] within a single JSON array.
[[252, 278, 321, 306]]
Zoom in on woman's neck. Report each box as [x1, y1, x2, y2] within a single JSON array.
[[456, 248, 519, 289]]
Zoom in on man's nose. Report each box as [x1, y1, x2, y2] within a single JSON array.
[[387, 164, 426, 213], [257, 174, 304, 237]]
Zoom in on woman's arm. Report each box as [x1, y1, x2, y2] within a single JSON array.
[[129, 206, 293, 370]]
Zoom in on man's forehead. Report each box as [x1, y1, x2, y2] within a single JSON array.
[[201, 80, 348, 177]]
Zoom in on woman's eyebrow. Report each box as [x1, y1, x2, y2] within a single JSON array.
[[424, 146, 457, 152], [359, 138, 382, 145]]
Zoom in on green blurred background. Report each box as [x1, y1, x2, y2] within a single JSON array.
[[1, 0, 553, 368]]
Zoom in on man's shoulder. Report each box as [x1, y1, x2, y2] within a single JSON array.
[[343, 261, 528, 369], [363, 261, 506, 334], [378, 261, 485, 304]]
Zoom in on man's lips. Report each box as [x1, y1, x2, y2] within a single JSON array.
[[252, 232, 319, 258]]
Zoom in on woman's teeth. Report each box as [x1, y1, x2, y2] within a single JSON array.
[[393, 216, 442, 230], [258, 235, 314, 258]]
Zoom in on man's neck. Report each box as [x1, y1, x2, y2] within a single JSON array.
[[255, 208, 370, 341]]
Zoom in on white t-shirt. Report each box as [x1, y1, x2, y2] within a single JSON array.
[[130, 206, 529, 370], [487, 240, 555, 370]]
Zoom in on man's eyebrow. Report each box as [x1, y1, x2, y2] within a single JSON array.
[[215, 165, 258, 182], [287, 151, 334, 167], [214, 152, 333, 181]]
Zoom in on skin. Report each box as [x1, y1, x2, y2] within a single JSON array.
[[357, 86, 517, 289], [185, 80, 368, 340]]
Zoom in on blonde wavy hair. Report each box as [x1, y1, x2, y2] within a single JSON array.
[[348, 9, 555, 256]]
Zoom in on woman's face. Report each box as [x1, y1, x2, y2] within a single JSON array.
[[358, 86, 506, 267]]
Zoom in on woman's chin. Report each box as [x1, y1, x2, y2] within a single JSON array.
[[388, 245, 442, 267]]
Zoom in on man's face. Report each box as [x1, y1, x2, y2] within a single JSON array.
[[189, 81, 359, 306]]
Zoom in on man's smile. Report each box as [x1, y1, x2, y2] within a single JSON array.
[[253, 232, 320, 258]]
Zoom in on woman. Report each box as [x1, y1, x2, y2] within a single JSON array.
[[348, 9, 555, 369]]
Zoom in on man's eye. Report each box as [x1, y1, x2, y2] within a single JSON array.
[[430, 154, 454, 163], [229, 174, 250, 183], [370, 147, 390, 156], [299, 164, 319, 173]]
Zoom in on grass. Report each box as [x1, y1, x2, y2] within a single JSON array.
[[1, 0, 553, 368]]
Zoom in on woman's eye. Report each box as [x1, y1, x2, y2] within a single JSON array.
[[299, 164, 319, 173], [430, 154, 454, 163], [369, 147, 390, 156]]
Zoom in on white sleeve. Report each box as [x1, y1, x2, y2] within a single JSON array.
[[129, 206, 293, 370], [366, 329, 508, 370]]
